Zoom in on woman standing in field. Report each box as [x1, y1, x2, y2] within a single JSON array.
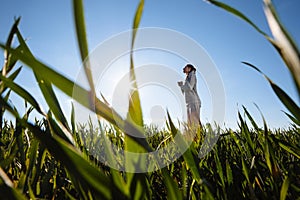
[[178, 64, 201, 126]]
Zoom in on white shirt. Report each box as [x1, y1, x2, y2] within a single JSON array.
[[180, 71, 201, 106]]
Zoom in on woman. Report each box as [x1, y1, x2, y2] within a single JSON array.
[[178, 64, 201, 126]]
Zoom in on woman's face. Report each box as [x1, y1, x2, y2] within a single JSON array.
[[183, 66, 191, 74]]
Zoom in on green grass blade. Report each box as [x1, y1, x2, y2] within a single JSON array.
[[0, 94, 20, 120], [280, 176, 290, 200], [15, 118, 26, 173], [238, 110, 255, 154], [225, 159, 233, 185], [100, 92, 110, 106], [241, 159, 250, 183], [0, 43, 152, 152], [282, 111, 300, 126], [0, 74, 44, 115], [209, 0, 300, 96], [15, 26, 70, 130], [243, 105, 260, 131], [0, 168, 27, 200], [130, 173, 150, 200], [70, 103, 76, 135], [254, 104, 275, 175], [277, 141, 300, 159], [47, 112, 75, 145], [127, 0, 144, 126], [125, 0, 147, 178], [131, 0, 144, 48], [34, 72, 70, 131], [5, 17, 20, 49], [207, 0, 269, 37], [269, 81, 300, 121], [24, 137, 39, 190], [73, 0, 88, 62], [264, 0, 300, 94], [166, 110, 178, 138], [7, 66, 22, 81], [264, 0, 300, 55], [162, 168, 183, 200], [72, 0, 95, 93], [2, 17, 21, 76], [214, 153, 225, 186], [1, 66, 21, 94], [243, 62, 300, 122]]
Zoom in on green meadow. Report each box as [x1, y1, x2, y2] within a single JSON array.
[[0, 0, 299, 199]]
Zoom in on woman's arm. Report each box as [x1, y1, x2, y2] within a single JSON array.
[[181, 73, 196, 92]]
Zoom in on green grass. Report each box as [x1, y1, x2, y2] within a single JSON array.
[[0, 0, 299, 199], [0, 112, 299, 199]]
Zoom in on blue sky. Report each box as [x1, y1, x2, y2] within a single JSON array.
[[0, 0, 299, 129]]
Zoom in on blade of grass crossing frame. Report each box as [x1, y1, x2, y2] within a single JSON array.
[[242, 105, 260, 131], [255, 103, 275, 174], [5, 18, 20, 51], [277, 140, 300, 159], [241, 159, 250, 183], [208, 0, 300, 95], [243, 62, 300, 122], [2, 17, 21, 76], [166, 110, 178, 138], [264, 0, 300, 55], [1, 66, 22, 95], [264, 0, 300, 94], [34, 72, 71, 132], [162, 168, 183, 200], [125, 0, 147, 175], [73, 0, 95, 93], [127, 0, 144, 126], [280, 176, 290, 200], [129, 173, 150, 200], [207, 0, 270, 37], [238, 110, 255, 154], [269, 80, 300, 121], [15, 27, 71, 130], [214, 153, 225, 187], [70, 103, 76, 134], [0, 74, 45, 116], [282, 111, 300, 126], [47, 111, 75, 145], [131, 0, 144, 48], [0, 42, 152, 152], [225, 159, 233, 185]]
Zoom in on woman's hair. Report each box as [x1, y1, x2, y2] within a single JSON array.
[[186, 64, 196, 72]]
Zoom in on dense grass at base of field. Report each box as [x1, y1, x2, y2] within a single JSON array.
[[0, 114, 299, 199], [1, 0, 300, 199]]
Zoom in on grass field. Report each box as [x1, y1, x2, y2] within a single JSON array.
[[0, 0, 299, 199]]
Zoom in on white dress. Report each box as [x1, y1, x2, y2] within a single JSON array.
[[180, 71, 201, 125]]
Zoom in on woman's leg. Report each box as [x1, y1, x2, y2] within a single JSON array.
[[187, 103, 201, 126]]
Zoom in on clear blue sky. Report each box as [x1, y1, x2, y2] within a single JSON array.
[[0, 0, 299, 129]]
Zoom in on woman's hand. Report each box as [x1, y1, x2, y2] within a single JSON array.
[[177, 81, 183, 86]]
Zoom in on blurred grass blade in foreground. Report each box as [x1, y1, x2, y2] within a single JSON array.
[[243, 61, 300, 124], [73, 0, 95, 94], [264, 0, 300, 94], [207, 0, 300, 97]]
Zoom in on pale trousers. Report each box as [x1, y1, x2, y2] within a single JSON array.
[[187, 102, 201, 126]]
